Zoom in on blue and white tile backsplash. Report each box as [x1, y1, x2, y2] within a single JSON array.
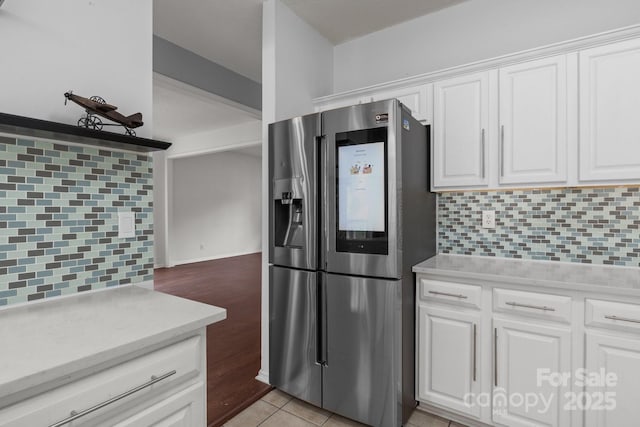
[[438, 187, 640, 267], [0, 136, 154, 307]]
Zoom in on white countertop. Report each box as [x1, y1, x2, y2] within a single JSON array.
[[0, 286, 226, 401], [414, 254, 640, 296]]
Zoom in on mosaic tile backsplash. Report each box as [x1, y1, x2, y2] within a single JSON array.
[[438, 187, 640, 266], [0, 136, 154, 307]]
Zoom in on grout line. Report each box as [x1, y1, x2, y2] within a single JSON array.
[[256, 408, 279, 427], [257, 407, 318, 427]]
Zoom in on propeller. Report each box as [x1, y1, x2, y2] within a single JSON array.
[[64, 90, 73, 105]]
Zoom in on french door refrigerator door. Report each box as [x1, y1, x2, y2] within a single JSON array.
[[269, 266, 322, 407], [322, 273, 402, 427], [322, 100, 401, 279], [269, 113, 320, 271]]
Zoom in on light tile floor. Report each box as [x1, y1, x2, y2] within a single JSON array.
[[224, 389, 468, 427]]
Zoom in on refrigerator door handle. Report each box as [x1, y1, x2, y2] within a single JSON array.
[[317, 134, 328, 271], [317, 273, 328, 366]]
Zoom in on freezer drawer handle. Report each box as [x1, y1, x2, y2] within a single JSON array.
[[604, 315, 640, 324], [505, 301, 555, 312], [48, 370, 177, 427], [428, 290, 468, 299]]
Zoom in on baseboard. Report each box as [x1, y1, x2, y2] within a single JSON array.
[[256, 369, 270, 385], [170, 250, 261, 267], [415, 402, 492, 427]]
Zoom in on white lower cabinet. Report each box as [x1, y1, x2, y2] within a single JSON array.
[[417, 305, 482, 418], [111, 382, 205, 427], [0, 332, 207, 427], [416, 276, 580, 427], [585, 331, 640, 427], [493, 318, 572, 427]]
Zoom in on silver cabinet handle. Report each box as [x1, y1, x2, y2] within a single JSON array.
[[480, 129, 486, 179], [428, 290, 468, 299], [49, 370, 177, 427], [494, 328, 498, 387], [505, 301, 556, 312], [604, 315, 640, 324], [473, 324, 477, 382], [500, 125, 505, 177]]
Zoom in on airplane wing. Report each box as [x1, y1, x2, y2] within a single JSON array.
[[95, 103, 118, 112]]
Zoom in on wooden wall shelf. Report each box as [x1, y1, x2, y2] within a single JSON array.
[[0, 112, 171, 153]]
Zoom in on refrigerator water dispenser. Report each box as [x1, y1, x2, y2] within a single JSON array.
[[273, 179, 305, 249]]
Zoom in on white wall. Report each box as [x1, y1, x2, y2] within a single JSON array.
[[168, 120, 261, 159], [153, 151, 167, 268], [333, 0, 640, 92], [170, 151, 261, 265], [153, 120, 262, 267], [0, 0, 153, 138], [270, 0, 334, 120], [260, 0, 334, 383]]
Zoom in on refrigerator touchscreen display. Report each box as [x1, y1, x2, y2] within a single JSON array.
[[338, 142, 385, 232], [336, 127, 388, 255]]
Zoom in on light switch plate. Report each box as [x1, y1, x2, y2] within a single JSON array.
[[482, 210, 496, 229], [118, 211, 136, 238]]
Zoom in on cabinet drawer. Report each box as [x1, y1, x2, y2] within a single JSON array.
[[586, 299, 640, 333], [493, 288, 571, 323], [0, 335, 202, 427], [418, 278, 482, 309]]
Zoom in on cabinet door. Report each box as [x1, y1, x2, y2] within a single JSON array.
[[433, 72, 489, 188], [499, 56, 568, 184], [373, 84, 431, 123], [417, 304, 482, 418], [585, 331, 640, 427], [111, 383, 205, 427], [493, 318, 571, 427], [579, 38, 640, 182]]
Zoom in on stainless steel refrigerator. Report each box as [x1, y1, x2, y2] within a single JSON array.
[[268, 99, 436, 427]]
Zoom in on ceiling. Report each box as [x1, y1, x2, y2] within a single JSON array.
[[154, 0, 263, 83], [282, 0, 468, 45]]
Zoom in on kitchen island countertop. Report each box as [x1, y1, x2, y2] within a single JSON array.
[[0, 285, 226, 402], [414, 254, 640, 296]]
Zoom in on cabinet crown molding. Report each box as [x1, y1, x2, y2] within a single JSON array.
[[314, 24, 640, 105]]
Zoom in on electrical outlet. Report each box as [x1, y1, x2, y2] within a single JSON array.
[[482, 210, 496, 229]]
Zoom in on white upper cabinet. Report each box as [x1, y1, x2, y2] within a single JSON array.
[[499, 56, 568, 185], [314, 31, 640, 190], [315, 85, 431, 123], [433, 72, 490, 188], [371, 84, 432, 124], [579, 38, 640, 182]]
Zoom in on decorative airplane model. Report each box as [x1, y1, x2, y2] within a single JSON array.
[[64, 91, 144, 136]]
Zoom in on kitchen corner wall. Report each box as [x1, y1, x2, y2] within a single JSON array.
[[438, 187, 640, 267], [0, 136, 154, 307], [0, 1, 153, 138]]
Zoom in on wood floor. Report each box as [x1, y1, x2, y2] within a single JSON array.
[[154, 253, 271, 427]]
